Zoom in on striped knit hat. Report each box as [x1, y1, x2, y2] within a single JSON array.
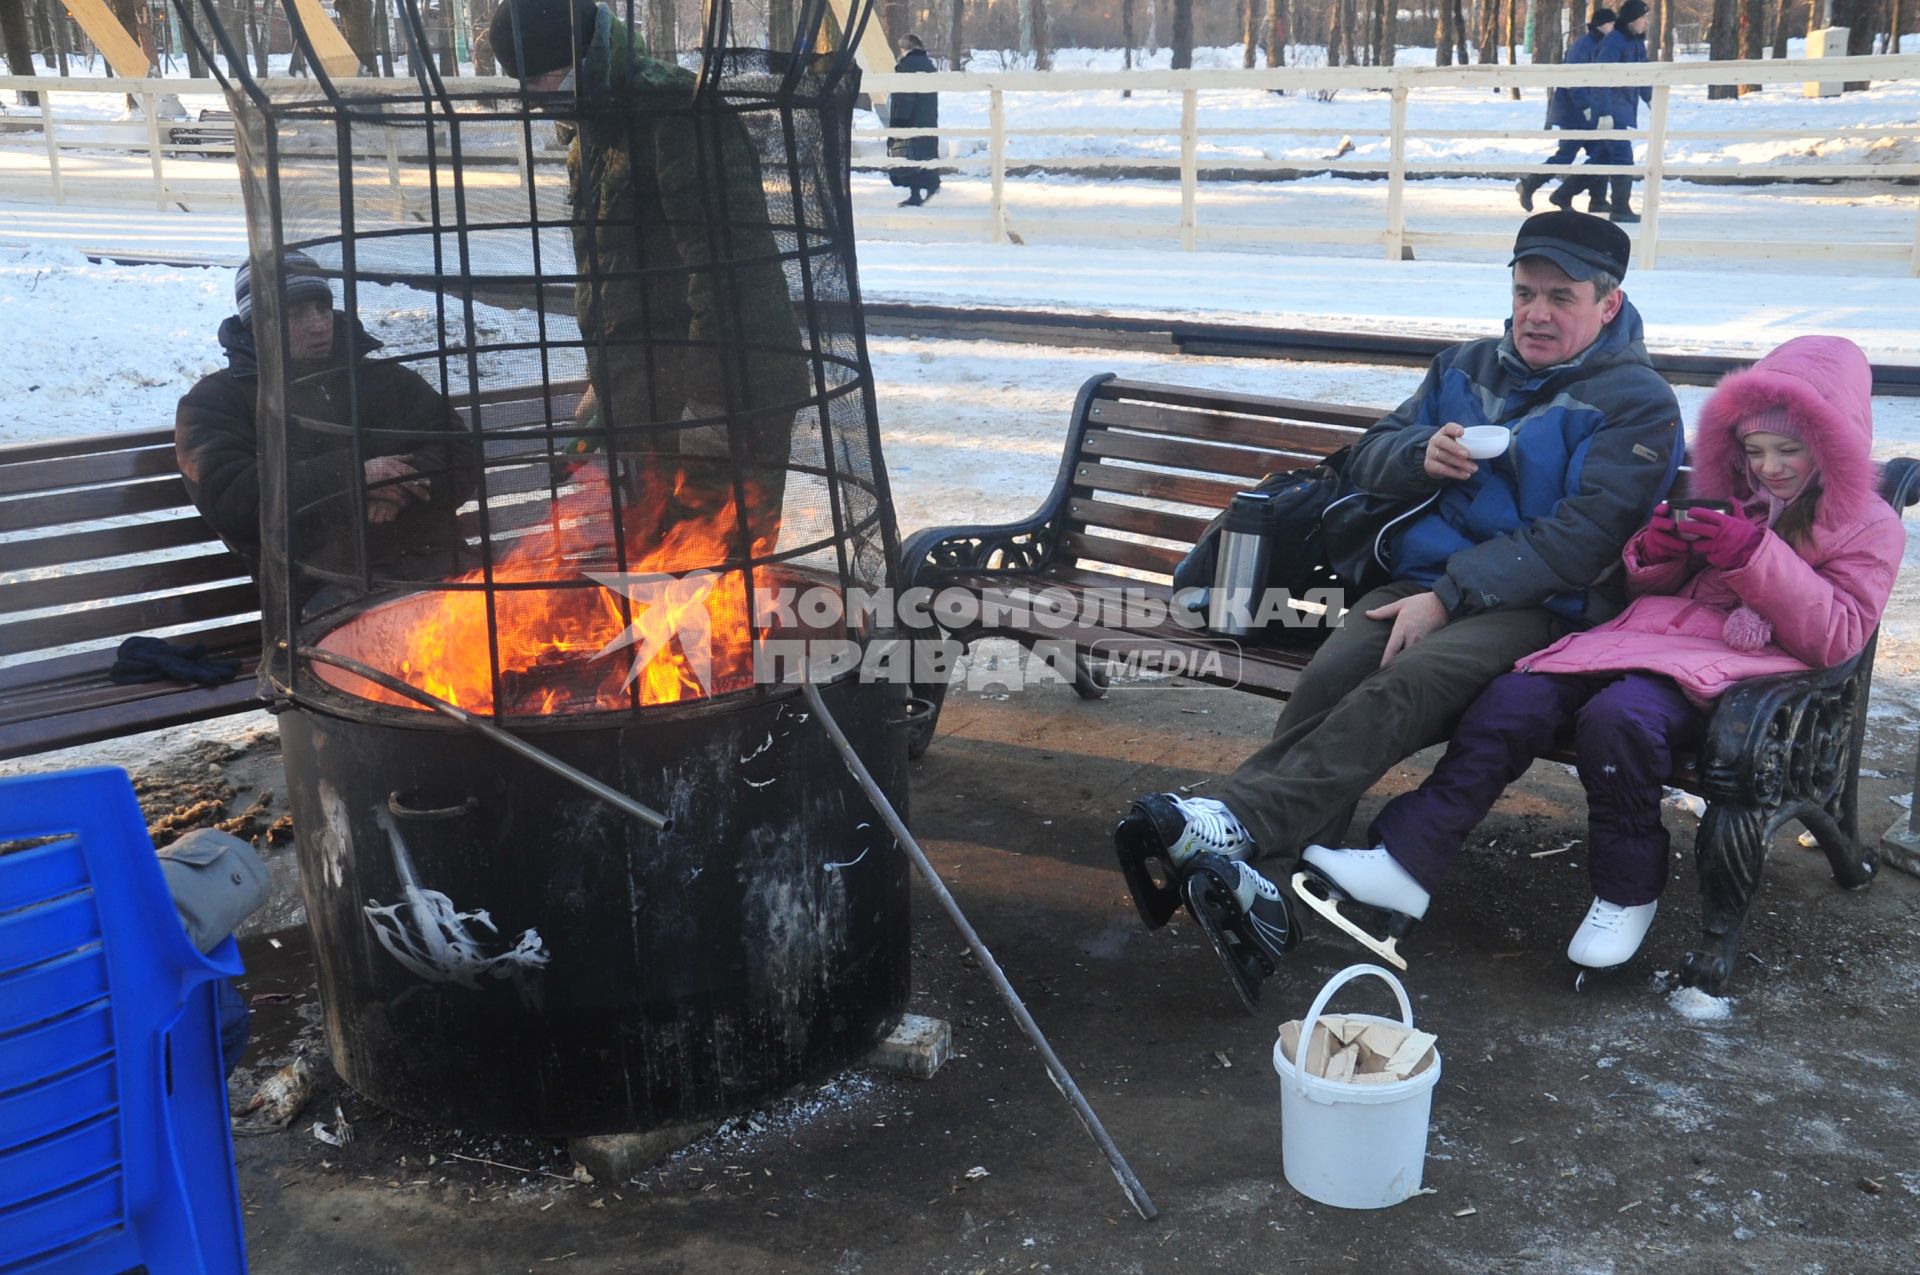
[[235, 250, 333, 321]]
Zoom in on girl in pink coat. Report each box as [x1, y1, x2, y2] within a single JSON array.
[[1297, 335, 1905, 972]]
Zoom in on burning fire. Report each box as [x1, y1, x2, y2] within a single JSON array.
[[325, 464, 772, 716]]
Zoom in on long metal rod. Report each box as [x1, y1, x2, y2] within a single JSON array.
[[299, 646, 672, 832], [800, 680, 1159, 1222]]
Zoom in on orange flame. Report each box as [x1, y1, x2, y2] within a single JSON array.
[[329, 465, 771, 716]]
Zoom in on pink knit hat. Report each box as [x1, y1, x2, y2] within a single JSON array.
[[1736, 403, 1801, 442]]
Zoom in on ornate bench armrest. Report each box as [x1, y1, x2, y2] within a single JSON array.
[[898, 509, 1065, 592], [1695, 650, 1870, 807]]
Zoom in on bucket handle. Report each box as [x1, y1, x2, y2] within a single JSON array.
[[1279, 963, 1416, 1106]]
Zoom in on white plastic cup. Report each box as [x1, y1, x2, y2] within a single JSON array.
[[1459, 425, 1510, 460]]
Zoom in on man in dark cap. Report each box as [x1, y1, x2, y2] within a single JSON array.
[[1116, 212, 1682, 1012], [1588, 0, 1653, 223], [487, 0, 806, 546], [175, 249, 477, 593], [1518, 7, 1616, 214]]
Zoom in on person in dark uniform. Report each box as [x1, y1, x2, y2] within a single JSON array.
[[888, 34, 941, 208]]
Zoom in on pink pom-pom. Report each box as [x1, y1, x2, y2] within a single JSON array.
[[1722, 605, 1773, 651]]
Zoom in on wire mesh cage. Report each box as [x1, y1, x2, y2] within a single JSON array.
[[176, 0, 897, 722]]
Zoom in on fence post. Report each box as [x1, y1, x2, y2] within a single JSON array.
[[144, 88, 166, 211], [1640, 83, 1671, 269], [1383, 81, 1409, 262], [988, 87, 1007, 244], [1179, 86, 1197, 251], [38, 89, 63, 206]]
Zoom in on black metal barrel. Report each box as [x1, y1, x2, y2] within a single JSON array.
[[279, 675, 909, 1137]]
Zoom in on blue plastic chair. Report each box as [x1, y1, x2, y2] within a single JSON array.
[[0, 767, 248, 1274]]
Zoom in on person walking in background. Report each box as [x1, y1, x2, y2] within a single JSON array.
[[1297, 336, 1902, 975], [1587, 0, 1652, 224], [1518, 8, 1615, 215], [888, 33, 941, 207]]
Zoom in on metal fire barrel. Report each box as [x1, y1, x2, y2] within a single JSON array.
[[281, 675, 909, 1136], [185, 0, 917, 1134]]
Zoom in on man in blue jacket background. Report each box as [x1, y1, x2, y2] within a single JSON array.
[[1586, 0, 1653, 224], [1518, 8, 1616, 215], [1114, 212, 1682, 1013]]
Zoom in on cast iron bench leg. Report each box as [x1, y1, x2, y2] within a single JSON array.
[[1685, 801, 1768, 992]]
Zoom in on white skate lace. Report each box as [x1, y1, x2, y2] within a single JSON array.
[[1586, 900, 1634, 932], [1176, 798, 1249, 856]]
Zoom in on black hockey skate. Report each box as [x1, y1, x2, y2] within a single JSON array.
[[1181, 852, 1298, 1014], [1113, 793, 1255, 929]]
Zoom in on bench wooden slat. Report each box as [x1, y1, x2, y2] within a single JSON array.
[[1067, 496, 1212, 546], [1071, 460, 1253, 512], [1088, 398, 1364, 456], [0, 516, 223, 574], [0, 621, 260, 696], [0, 552, 250, 617], [1058, 528, 1184, 577], [0, 677, 266, 763], [0, 477, 192, 534], [1080, 430, 1297, 482], [0, 445, 182, 498], [0, 430, 174, 465], [0, 583, 260, 653], [1099, 379, 1382, 430]]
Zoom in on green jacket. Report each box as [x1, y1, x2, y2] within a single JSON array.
[[566, 10, 806, 480]]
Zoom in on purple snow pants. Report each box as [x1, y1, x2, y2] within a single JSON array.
[[1368, 671, 1707, 907]]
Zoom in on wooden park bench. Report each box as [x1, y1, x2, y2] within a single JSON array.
[[0, 386, 582, 765], [898, 374, 1920, 991]]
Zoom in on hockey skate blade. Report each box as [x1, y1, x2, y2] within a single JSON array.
[[1290, 872, 1409, 971], [1182, 872, 1268, 1015]]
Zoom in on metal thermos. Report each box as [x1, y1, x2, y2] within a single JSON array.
[[1209, 492, 1275, 637]]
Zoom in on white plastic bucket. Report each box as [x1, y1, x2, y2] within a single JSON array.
[[1271, 963, 1442, 1210]]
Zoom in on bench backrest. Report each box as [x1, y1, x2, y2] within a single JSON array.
[[1049, 377, 1378, 585], [0, 430, 258, 667], [0, 385, 589, 672]]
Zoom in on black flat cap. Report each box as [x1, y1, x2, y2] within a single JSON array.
[[1509, 210, 1632, 282], [1616, 0, 1649, 23], [489, 0, 597, 80], [1589, 7, 1617, 29]]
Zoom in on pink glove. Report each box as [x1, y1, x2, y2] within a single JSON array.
[[1637, 503, 1694, 565], [1686, 507, 1765, 569]]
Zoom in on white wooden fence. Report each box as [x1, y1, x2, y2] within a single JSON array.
[[2, 54, 1916, 272]]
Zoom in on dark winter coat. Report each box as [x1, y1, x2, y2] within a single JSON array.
[[1592, 28, 1652, 129], [1343, 298, 1683, 628], [174, 314, 478, 581], [888, 49, 941, 189], [562, 7, 806, 472], [1547, 30, 1603, 129]]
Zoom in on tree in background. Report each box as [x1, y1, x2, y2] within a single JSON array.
[[948, 0, 965, 69], [0, 0, 39, 105], [1370, 0, 1393, 65], [1528, 0, 1563, 65], [1028, 0, 1050, 69], [649, 0, 676, 54], [1170, 0, 1191, 68], [1242, 0, 1264, 68], [336, 0, 378, 73]]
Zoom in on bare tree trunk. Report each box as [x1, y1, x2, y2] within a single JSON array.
[[1170, 0, 1192, 67], [1369, 0, 1387, 65], [882, 0, 909, 50], [649, 0, 677, 55], [1738, 0, 1763, 90], [1027, 0, 1049, 69], [0, 0, 41, 104], [176, 0, 207, 77], [1658, 0, 1675, 58], [107, 0, 157, 70], [1243, 0, 1265, 68], [1269, 0, 1286, 64], [1477, 0, 1498, 61], [1122, 0, 1135, 69], [1709, 0, 1739, 97], [1436, 0, 1454, 64], [46, 0, 69, 75], [1453, 0, 1470, 60], [948, 0, 964, 68], [1528, 0, 1561, 64], [250, 0, 271, 78], [466, 0, 495, 73], [1891, 0, 1906, 52], [336, 0, 377, 73]]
